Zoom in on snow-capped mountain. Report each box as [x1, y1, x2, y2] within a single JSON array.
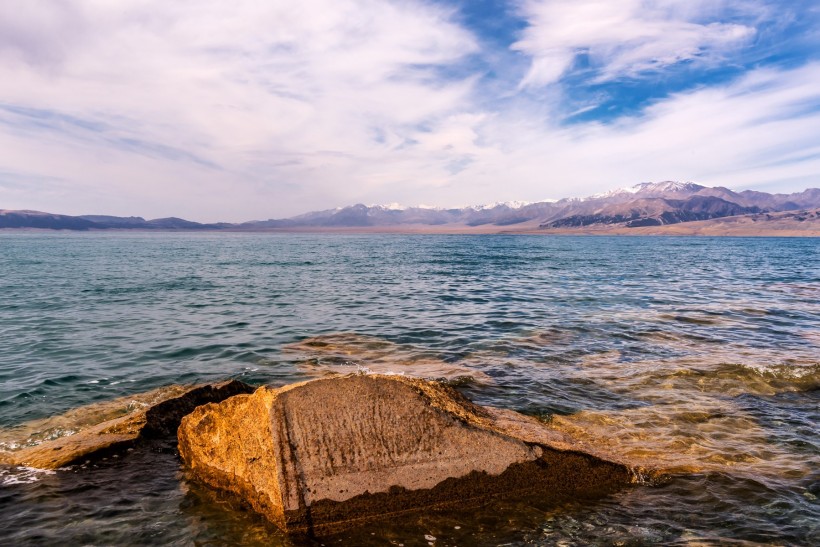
[[240, 182, 818, 229], [591, 181, 705, 199]]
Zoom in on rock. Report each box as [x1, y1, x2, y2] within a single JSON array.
[[10, 380, 254, 469], [178, 374, 633, 536]]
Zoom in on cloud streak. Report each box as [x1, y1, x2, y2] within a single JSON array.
[[513, 0, 759, 87]]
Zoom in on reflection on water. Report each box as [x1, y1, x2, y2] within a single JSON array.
[[0, 233, 818, 544]]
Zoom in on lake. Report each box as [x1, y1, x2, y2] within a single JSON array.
[[0, 232, 817, 545]]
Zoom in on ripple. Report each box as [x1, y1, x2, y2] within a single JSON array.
[[0, 232, 817, 544]]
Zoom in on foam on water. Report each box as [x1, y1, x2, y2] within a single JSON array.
[[0, 466, 56, 485]]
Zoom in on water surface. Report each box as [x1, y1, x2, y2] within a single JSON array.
[[0, 233, 817, 545]]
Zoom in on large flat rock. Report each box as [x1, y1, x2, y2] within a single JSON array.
[[178, 374, 633, 535], [7, 380, 253, 469]]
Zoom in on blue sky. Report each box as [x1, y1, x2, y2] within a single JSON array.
[[0, 0, 819, 221]]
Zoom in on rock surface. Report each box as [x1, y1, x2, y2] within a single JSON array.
[[178, 374, 633, 535], [9, 380, 253, 469]]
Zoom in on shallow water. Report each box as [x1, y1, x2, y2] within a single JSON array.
[[0, 232, 818, 545]]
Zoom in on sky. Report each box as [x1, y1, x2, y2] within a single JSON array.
[[1, 0, 819, 222]]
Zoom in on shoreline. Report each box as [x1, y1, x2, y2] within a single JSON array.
[[1, 225, 818, 237]]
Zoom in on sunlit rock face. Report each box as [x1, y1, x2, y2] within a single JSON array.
[[178, 374, 632, 536], [7, 380, 254, 469]]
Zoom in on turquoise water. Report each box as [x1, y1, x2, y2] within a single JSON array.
[[0, 232, 818, 545]]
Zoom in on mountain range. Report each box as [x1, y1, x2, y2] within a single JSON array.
[[2, 181, 819, 233]]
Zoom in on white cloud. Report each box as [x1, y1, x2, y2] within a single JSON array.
[[513, 0, 758, 87], [0, 0, 479, 220], [0, 1, 817, 221], [433, 61, 820, 202]]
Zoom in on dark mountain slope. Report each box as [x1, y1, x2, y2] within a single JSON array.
[[543, 196, 760, 228], [1, 210, 98, 230]]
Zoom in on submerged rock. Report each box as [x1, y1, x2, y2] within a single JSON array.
[[284, 332, 495, 385], [9, 380, 254, 469], [178, 374, 633, 536]]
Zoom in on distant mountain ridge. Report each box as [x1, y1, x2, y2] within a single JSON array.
[[0, 210, 231, 230], [241, 181, 820, 230], [2, 181, 819, 231]]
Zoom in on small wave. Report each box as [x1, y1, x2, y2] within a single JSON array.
[[683, 362, 820, 395], [577, 348, 819, 398], [803, 331, 820, 347], [0, 465, 56, 485], [542, 388, 820, 483], [740, 362, 819, 381], [658, 313, 724, 326], [0, 427, 80, 451], [768, 282, 820, 298], [287, 332, 494, 384], [508, 327, 575, 349]]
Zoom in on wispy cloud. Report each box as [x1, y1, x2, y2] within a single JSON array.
[[0, 0, 479, 218], [0, 0, 817, 220], [513, 0, 760, 87]]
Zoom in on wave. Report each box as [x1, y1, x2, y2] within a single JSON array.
[[284, 332, 494, 384], [0, 466, 55, 486]]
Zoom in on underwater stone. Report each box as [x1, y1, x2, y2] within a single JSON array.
[[11, 380, 254, 469], [178, 374, 632, 536]]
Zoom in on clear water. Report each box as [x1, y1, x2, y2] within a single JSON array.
[[0, 232, 817, 545]]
